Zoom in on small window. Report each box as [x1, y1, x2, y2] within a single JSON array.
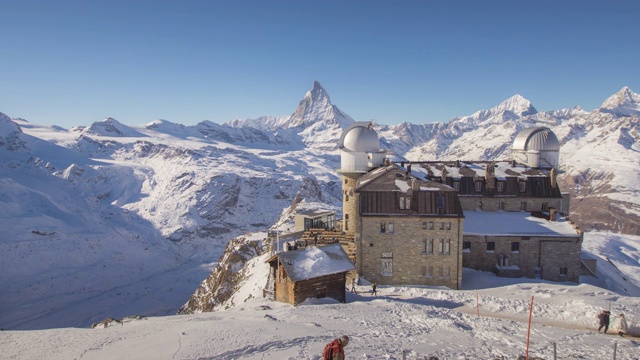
[[380, 222, 386, 233], [499, 201, 505, 211], [422, 239, 427, 254], [399, 195, 411, 210], [463, 241, 471, 253], [497, 181, 505, 193], [344, 178, 348, 184], [427, 265, 433, 278], [422, 221, 427, 229], [486, 242, 495, 252], [440, 222, 445, 230], [438, 239, 444, 255], [444, 239, 451, 255], [345, 214, 349, 220], [521, 202, 527, 211], [345, 194, 349, 202], [421, 265, 426, 277], [542, 202, 549, 211], [388, 223, 394, 234], [427, 239, 434, 254], [475, 181, 483, 193], [560, 267, 568, 276], [429, 221, 434, 230], [511, 242, 520, 252], [446, 222, 451, 230], [519, 180, 527, 193]]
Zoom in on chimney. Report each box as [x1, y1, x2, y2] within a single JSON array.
[[550, 168, 557, 189]]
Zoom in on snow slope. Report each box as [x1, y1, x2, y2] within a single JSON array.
[[3, 231, 640, 360]]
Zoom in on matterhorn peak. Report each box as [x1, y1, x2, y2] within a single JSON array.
[[492, 94, 538, 117], [599, 86, 640, 116], [287, 81, 353, 129]]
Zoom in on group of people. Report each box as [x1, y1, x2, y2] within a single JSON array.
[[598, 310, 628, 337], [349, 278, 377, 296]]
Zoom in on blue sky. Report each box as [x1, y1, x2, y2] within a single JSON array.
[[1, 0, 639, 128]]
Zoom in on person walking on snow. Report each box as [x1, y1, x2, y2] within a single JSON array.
[[350, 278, 356, 293], [322, 335, 349, 360], [618, 314, 628, 337], [371, 282, 377, 296], [598, 310, 611, 333]]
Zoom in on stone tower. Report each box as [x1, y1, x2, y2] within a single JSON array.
[[337, 122, 386, 234]]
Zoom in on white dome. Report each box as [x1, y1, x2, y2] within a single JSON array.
[[513, 127, 560, 151], [339, 122, 380, 152]]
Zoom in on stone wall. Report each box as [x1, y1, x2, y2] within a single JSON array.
[[356, 215, 464, 289], [462, 235, 581, 283], [342, 174, 359, 235]]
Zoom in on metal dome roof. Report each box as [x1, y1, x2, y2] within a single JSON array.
[[338, 122, 381, 152], [513, 127, 560, 152]]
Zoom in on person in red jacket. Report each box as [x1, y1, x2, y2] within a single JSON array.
[[323, 335, 349, 360]]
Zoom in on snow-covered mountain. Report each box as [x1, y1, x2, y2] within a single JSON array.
[[1, 82, 639, 330]]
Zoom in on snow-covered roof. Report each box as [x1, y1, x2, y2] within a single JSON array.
[[417, 161, 549, 180], [270, 243, 355, 282], [463, 211, 579, 237]]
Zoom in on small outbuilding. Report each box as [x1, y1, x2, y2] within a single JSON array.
[[266, 243, 355, 306]]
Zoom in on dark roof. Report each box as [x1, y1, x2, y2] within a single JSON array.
[[356, 164, 455, 192]]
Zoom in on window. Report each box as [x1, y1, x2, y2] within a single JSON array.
[[427, 239, 434, 254], [345, 214, 349, 220], [422, 239, 427, 254], [497, 181, 505, 193], [422, 221, 427, 229], [520, 202, 527, 211], [440, 222, 445, 230], [486, 242, 495, 252], [475, 181, 483, 193], [560, 267, 568, 276], [421, 265, 426, 277], [387, 223, 394, 234], [438, 239, 444, 255], [444, 266, 451, 279], [511, 242, 520, 253], [463, 241, 471, 253], [438, 266, 444, 278], [444, 239, 451, 255], [542, 202, 549, 211], [344, 178, 348, 184], [453, 181, 460, 191], [315, 287, 327, 299], [427, 265, 433, 278], [345, 194, 349, 202], [429, 221, 434, 230], [380, 222, 386, 233], [446, 222, 451, 230], [399, 195, 411, 210], [499, 201, 505, 211], [437, 194, 446, 211], [519, 180, 527, 193]]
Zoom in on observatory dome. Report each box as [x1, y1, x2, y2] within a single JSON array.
[[339, 123, 381, 152], [513, 127, 560, 152]]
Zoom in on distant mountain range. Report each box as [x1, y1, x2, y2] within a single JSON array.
[[1, 81, 638, 329]]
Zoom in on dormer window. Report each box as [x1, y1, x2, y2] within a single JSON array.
[[519, 180, 527, 193], [399, 195, 411, 210], [475, 181, 483, 193]]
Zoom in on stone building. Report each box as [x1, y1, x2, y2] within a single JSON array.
[[338, 124, 584, 286]]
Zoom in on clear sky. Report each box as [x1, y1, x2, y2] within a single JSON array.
[[1, 0, 639, 128]]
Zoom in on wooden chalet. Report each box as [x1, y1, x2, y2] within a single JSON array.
[[266, 243, 355, 306]]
